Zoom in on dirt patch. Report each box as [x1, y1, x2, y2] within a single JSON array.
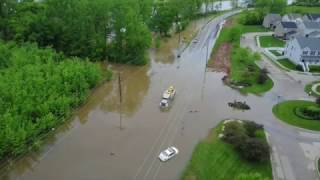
[[208, 43, 232, 74], [223, 19, 234, 28]]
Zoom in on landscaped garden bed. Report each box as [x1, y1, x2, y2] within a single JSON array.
[[273, 100, 320, 131], [208, 13, 273, 95], [277, 59, 302, 71], [305, 81, 320, 97], [270, 50, 282, 56], [309, 66, 320, 73], [182, 120, 272, 180]]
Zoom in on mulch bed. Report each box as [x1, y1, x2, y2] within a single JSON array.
[[208, 42, 232, 74]]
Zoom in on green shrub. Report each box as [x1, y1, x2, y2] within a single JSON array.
[[236, 173, 269, 180], [295, 106, 320, 120], [244, 121, 264, 137], [222, 120, 270, 162], [296, 64, 303, 71], [222, 121, 248, 148], [239, 138, 270, 162]]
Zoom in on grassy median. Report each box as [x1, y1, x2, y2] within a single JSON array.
[[273, 100, 320, 131], [182, 122, 272, 180]]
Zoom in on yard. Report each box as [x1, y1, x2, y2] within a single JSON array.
[[208, 13, 273, 95], [273, 100, 320, 131], [182, 122, 272, 180], [277, 59, 301, 71], [259, 36, 285, 48], [309, 65, 320, 73], [270, 50, 282, 56]]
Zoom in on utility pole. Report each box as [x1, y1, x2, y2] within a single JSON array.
[[118, 72, 123, 130]]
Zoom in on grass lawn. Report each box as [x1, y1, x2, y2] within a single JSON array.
[[182, 122, 272, 180], [270, 50, 282, 56], [309, 66, 320, 73], [273, 100, 320, 131], [240, 78, 274, 95], [208, 13, 274, 95], [259, 36, 285, 48], [305, 81, 320, 97], [285, 6, 320, 14], [277, 59, 300, 71], [230, 48, 274, 95]]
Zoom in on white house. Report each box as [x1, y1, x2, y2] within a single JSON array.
[[282, 13, 303, 23], [297, 21, 320, 37], [303, 14, 320, 23], [284, 37, 320, 71], [263, 14, 281, 29], [274, 21, 298, 39]]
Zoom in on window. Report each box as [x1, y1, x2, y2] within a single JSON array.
[[310, 51, 316, 55], [318, 51, 320, 56], [303, 51, 308, 55]]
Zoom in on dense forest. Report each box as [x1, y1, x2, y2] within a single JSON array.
[[0, 41, 107, 159]]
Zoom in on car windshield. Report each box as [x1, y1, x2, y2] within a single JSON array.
[[163, 148, 174, 156]]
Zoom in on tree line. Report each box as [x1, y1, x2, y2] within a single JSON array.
[[0, 0, 219, 64], [0, 41, 108, 160]]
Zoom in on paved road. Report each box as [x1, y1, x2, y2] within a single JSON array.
[[242, 32, 320, 180]]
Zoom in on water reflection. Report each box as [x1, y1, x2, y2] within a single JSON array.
[[100, 64, 151, 117]]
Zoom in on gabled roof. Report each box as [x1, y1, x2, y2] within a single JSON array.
[[302, 21, 320, 29], [308, 31, 320, 37], [265, 13, 281, 21], [296, 36, 320, 51], [285, 13, 302, 20], [306, 14, 320, 21], [281, 21, 297, 28]]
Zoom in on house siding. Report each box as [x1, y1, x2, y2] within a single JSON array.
[[284, 39, 301, 65]]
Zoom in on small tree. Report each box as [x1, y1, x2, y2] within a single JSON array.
[[244, 121, 263, 137], [239, 138, 270, 162]]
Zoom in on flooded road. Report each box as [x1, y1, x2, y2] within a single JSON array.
[[1, 10, 319, 180]]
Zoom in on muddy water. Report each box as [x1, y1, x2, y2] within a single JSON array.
[[0, 11, 296, 180]]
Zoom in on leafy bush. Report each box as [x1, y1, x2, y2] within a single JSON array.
[[257, 70, 268, 84], [222, 120, 269, 162], [0, 42, 104, 160], [236, 173, 269, 180], [295, 106, 320, 120], [239, 138, 270, 162], [296, 65, 304, 71], [238, 10, 264, 25], [244, 121, 264, 137], [222, 121, 248, 148]]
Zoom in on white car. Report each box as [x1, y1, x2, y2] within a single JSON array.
[[158, 146, 179, 162]]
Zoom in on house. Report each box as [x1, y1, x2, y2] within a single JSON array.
[[303, 14, 320, 22], [308, 31, 320, 38], [274, 21, 298, 39], [284, 37, 320, 71], [282, 13, 303, 23], [263, 14, 281, 29], [297, 21, 320, 37]]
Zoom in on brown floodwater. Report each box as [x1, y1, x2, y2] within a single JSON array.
[[0, 11, 309, 180]]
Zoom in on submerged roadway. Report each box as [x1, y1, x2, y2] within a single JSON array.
[[2, 10, 320, 180]]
